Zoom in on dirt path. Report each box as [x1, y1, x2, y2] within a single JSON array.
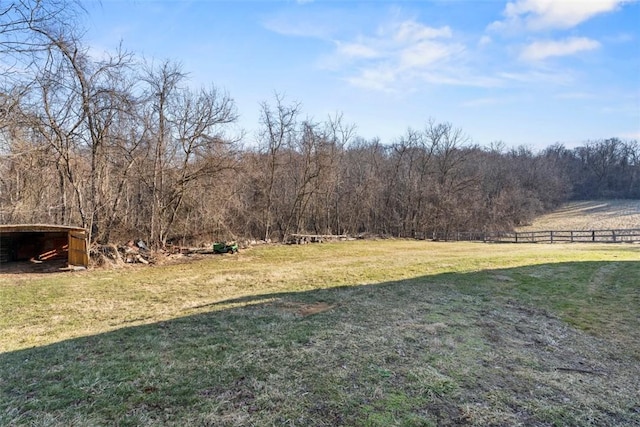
[[587, 263, 619, 294]]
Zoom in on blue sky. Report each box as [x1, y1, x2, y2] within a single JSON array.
[[85, 0, 640, 149]]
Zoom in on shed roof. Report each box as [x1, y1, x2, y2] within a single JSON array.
[[0, 224, 86, 233]]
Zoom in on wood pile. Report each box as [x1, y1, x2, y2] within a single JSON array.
[[90, 240, 243, 267], [90, 240, 154, 266], [122, 240, 151, 264], [285, 234, 348, 245]]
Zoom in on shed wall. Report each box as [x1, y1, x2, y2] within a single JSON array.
[[69, 231, 89, 267], [0, 225, 88, 268]]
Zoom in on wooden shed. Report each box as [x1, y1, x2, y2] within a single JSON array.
[[0, 224, 89, 269]]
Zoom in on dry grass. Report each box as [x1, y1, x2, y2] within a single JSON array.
[[1, 241, 639, 426], [518, 200, 640, 231]]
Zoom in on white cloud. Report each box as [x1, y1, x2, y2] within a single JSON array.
[[555, 92, 596, 100], [399, 41, 458, 68], [346, 68, 397, 92], [421, 72, 503, 88], [520, 37, 601, 61], [262, 14, 336, 39], [603, 32, 635, 43], [392, 20, 452, 43], [330, 19, 465, 91], [478, 35, 492, 47], [490, 0, 636, 31], [336, 41, 380, 59], [498, 69, 575, 85]]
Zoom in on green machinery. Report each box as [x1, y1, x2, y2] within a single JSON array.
[[213, 241, 238, 254]]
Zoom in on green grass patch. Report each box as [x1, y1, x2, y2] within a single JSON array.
[[1, 241, 639, 426]]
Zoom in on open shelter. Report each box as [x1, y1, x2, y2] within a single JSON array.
[[0, 224, 89, 269]]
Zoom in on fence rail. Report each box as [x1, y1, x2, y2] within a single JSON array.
[[427, 229, 640, 243]]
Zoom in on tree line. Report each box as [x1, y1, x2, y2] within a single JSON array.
[[1, 1, 638, 246]]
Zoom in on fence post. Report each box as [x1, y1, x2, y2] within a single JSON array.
[[475, 228, 638, 244]]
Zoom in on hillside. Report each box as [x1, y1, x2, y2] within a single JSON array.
[[518, 200, 640, 231]]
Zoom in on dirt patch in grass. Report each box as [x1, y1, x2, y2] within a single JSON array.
[[0, 259, 72, 275]]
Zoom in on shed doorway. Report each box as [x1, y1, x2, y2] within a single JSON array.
[[0, 224, 89, 272]]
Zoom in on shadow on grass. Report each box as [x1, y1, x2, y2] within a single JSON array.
[[1, 261, 639, 426], [0, 259, 72, 275]]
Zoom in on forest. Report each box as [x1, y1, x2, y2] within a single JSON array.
[[1, 1, 639, 246]]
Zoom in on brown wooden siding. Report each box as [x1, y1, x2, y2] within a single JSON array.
[[68, 231, 89, 267]]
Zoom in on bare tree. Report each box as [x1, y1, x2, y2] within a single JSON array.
[[255, 93, 300, 240], [1, 0, 83, 84], [159, 85, 238, 246], [26, 30, 136, 242], [139, 60, 186, 246], [309, 113, 355, 235]]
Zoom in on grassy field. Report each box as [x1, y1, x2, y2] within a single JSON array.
[[517, 200, 640, 231], [1, 240, 639, 426]]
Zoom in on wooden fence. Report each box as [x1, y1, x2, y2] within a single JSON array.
[[428, 229, 640, 243]]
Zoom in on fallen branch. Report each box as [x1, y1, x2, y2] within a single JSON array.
[[555, 367, 602, 375]]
